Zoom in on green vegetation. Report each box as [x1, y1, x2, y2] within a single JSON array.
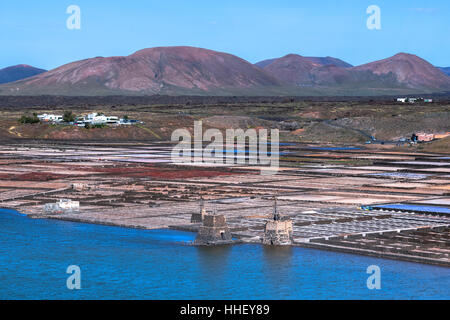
[[18, 113, 39, 124], [63, 111, 75, 123]]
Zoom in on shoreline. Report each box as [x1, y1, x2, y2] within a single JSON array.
[[7, 208, 447, 268]]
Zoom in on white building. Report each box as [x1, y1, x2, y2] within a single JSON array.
[[83, 113, 119, 125], [397, 97, 423, 103], [43, 199, 80, 214], [84, 113, 106, 125], [38, 114, 63, 122], [106, 116, 119, 124]]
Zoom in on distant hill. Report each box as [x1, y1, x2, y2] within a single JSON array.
[[258, 54, 398, 88], [255, 56, 352, 69], [259, 52, 450, 90], [353, 53, 450, 90], [261, 54, 318, 84], [304, 56, 353, 68], [0, 47, 448, 96], [0, 65, 46, 84], [437, 67, 450, 76]]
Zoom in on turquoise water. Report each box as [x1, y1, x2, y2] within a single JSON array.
[[0, 208, 448, 300]]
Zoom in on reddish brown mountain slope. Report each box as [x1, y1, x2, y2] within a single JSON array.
[[1, 48, 448, 96], [255, 56, 352, 69], [305, 56, 353, 68], [259, 52, 450, 90], [1, 47, 280, 95], [261, 54, 319, 85], [353, 53, 450, 89]]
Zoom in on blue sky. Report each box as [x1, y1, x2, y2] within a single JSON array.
[[0, 0, 449, 70]]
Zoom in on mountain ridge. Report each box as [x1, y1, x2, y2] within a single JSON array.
[[1, 47, 449, 96], [256, 56, 353, 69]]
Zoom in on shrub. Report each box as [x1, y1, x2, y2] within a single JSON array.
[[19, 113, 39, 124], [63, 111, 75, 123]]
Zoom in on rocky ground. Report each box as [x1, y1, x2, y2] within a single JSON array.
[[0, 97, 449, 147]]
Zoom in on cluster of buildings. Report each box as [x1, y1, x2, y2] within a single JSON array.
[[37, 114, 63, 122], [37, 112, 141, 126], [396, 97, 433, 103]]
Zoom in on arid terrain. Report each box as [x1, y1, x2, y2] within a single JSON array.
[[1, 95, 450, 145]]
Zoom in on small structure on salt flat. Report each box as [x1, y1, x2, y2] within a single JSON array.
[[194, 205, 233, 246], [71, 183, 90, 191], [43, 199, 80, 214], [263, 198, 293, 245]]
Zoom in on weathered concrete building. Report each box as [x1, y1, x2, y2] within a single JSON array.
[[263, 199, 293, 245], [194, 208, 233, 245]]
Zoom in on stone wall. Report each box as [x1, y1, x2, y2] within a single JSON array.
[[263, 219, 293, 245], [194, 214, 232, 245]]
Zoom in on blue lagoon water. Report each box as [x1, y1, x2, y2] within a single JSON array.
[[0, 208, 449, 300]]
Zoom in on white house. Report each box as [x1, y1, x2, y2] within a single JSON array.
[[106, 116, 119, 124], [38, 114, 63, 122], [83, 113, 119, 125], [84, 113, 106, 124]]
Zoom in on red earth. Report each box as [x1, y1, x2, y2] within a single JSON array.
[[2, 172, 69, 181]]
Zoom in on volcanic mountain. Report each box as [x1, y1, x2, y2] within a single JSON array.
[[255, 56, 352, 69], [0, 65, 47, 84], [1, 47, 448, 96], [258, 52, 450, 91], [0, 47, 281, 95], [353, 53, 450, 90], [256, 54, 383, 87], [259, 54, 319, 85], [304, 56, 353, 68]]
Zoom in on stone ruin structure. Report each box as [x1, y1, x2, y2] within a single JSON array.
[[194, 205, 233, 245], [263, 198, 293, 245], [191, 197, 206, 223]]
